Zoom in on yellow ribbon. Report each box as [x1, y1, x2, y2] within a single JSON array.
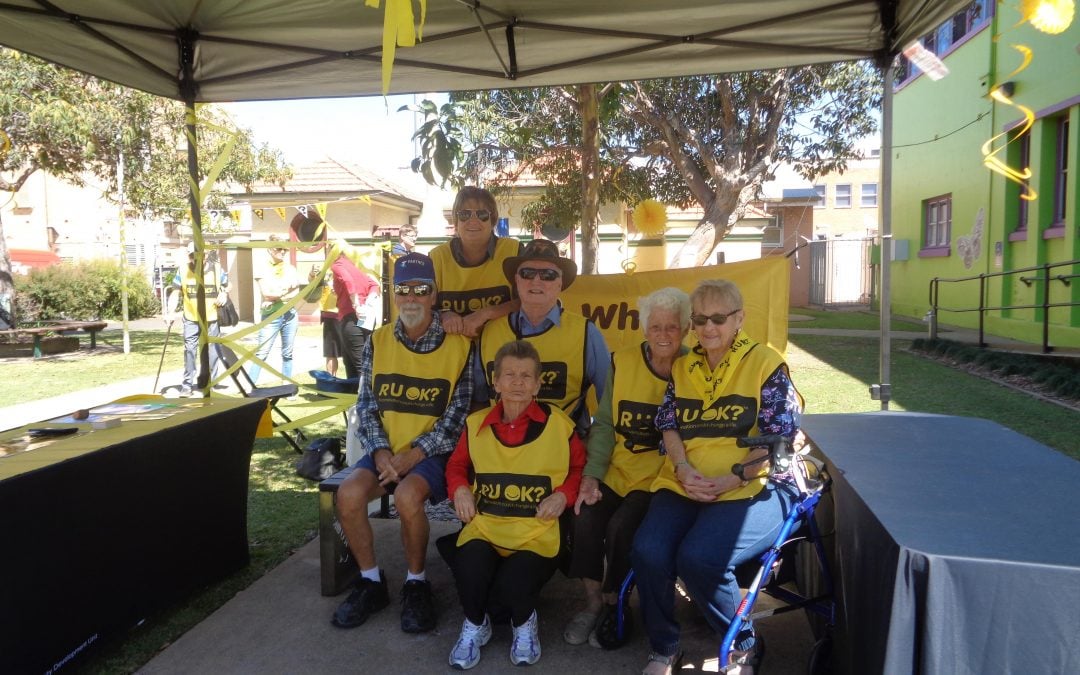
[[366, 0, 428, 95]]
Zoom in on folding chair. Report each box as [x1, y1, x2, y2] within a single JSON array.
[[218, 344, 305, 453]]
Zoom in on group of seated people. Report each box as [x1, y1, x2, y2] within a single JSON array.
[[329, 187, 802, 675]]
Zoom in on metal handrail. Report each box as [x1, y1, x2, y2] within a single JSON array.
[[928, 259, 1079, 353]]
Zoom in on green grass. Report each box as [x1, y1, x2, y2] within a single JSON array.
[[45, 327, 1080, 672], [0, 325, 325, 408], [790, 308, 925, 332]]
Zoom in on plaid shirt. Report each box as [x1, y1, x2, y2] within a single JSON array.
[[353, 311, 475, 458]]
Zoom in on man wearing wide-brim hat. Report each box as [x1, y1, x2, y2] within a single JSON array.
[[475, 239, 609, 435]]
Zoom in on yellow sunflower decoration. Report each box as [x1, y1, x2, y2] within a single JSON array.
[[632, 199, 668, 238], [1021, 0, 1075, 34]]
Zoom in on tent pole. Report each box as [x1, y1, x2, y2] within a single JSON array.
[[178, 29, 210, 394], [877, 62, 893, 411]]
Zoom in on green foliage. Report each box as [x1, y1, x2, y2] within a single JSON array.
[[14, 260, 158, 321]]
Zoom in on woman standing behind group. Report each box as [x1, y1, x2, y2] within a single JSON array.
[[249, 234, 301, 384], [563, 287, 691, 649], [445, 340, 585, 670], [429, 187, 522, 338], [633, 279, 802, 675]]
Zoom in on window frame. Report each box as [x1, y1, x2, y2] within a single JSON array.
[[920, 194, 952, 257], [813, 185, 826, 209], [834, 183, 852, 209], [861, 183, 878, 208], [1052, 116, 1069, 228]]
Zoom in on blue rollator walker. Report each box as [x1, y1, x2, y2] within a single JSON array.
[[606, 434, 835, 673]]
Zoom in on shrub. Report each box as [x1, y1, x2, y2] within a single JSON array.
[[14, 259, 159, 322]]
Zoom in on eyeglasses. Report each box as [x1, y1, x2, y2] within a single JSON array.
[[518, 267, 561, 282], [690, 309, 741, 327], [394, 283, 433, 296], [456, 209, 491, 222], [271, 247, 287, 254]]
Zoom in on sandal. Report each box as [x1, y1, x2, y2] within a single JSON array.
[[642, 649, 683, 675], [726, 635, 765, 675], [591, 602, 631, 650], [563, 610, 598, 645]]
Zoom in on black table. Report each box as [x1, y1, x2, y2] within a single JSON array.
[[802, 412, 1080, 675], [0, 397, 265, 674]]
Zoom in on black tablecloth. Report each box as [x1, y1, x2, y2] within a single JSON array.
[[803, 412, 1080, 675], [0, 397, 265, 674]]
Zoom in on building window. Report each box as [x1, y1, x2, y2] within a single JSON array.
[[922, 194, 952, 255], [861, 183, 878, 207], [1014, 130, 1030, 237], [762, 213, 784, 248], [813, 185, 826, 209], [1052, 116, 1069, 227], [835, 184, 851, 208]]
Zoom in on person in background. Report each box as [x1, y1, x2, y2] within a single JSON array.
[[331, 251, 381, 380], [474, 238, 609, 437], [249, 233, 300, 385], [164, 242, 228, 397], [429, 186, 522, 338], [392, 223, 418, 256], [632, 279, 802, 675], [563, 287, 691, 649], [331, 252, 475, 635], [308, 264, 343, 376], [445, 340, 585, 669]]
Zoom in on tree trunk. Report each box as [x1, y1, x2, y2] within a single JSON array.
[[578, 83, 600, 274], [0, 213, 13, 328], [668, 196, 738, 268]]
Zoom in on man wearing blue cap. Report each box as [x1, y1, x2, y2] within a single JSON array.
[[332, 252, 476, 635]]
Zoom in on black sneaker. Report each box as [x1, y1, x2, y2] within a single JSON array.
[[400, 579, 436, 633], [331, 573, 390, 628]]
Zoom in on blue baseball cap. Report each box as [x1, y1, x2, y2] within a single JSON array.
[[394, 252, 436, 285]]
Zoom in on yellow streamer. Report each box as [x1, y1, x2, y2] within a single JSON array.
[[981, 44, 1037, 201], [366, 0, 428, 95]]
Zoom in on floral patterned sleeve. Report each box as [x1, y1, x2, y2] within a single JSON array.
[[655, 380, 678, 455], [758, 366, 801, 439]]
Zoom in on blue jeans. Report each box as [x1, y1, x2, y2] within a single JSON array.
[[181, 317, 221, 388], [631, 484, 796, 656], [248, 307, 298, 383]]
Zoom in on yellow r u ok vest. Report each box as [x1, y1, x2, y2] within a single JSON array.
[[457, 402, 575, 557], [650, 335, 789, 501], [179, 266, 221, 323], [370, 326, 472, 454], [430, 237, 518, 316], [604, 342, 669, 496], [478, 308, 588, 416]]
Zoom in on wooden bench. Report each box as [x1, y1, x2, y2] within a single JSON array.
[[317, 467, 392, 596], [0, 321, 108, 358]]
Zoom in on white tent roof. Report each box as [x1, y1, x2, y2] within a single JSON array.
[[0, 0, 968, 102]]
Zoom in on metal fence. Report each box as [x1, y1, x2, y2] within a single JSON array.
[[808, 238, 874, 308]]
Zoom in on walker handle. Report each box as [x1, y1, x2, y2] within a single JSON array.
[[733, 435, 792, 479]]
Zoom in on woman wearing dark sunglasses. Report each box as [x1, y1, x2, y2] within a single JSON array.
[[631, 279, 802, 675], [428, 186, 522, 338]]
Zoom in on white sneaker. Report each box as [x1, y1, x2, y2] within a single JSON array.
[[449, 615, 491, 670], [510, 610, 541, 666]]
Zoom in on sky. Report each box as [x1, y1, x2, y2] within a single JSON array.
[[221, 94, 444, 176]]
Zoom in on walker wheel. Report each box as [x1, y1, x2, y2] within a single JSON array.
[[807, 636, 832, 675]]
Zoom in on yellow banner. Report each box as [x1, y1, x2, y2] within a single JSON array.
[[560, 256, 791, 355]]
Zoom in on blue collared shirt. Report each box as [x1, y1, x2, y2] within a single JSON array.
[[472, 303, 609, 432], [353, 311, 476, 458]]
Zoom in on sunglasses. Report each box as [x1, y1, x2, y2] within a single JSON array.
[[690, 309, 741, 327], [456, 209, 491, 222], [518, 267, 561, 282], [394, 283, 433, 296], [271, 247, 287, 254]]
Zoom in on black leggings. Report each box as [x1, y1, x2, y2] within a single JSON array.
[[566, 484, 653, 594], [455, 539, 557, 627]]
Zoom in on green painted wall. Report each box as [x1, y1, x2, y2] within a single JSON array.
[[890, 7, 1079, 348]]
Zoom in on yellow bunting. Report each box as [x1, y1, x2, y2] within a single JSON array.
[[274, 207, 286, 222], [632, 199, 668, 238], [1021, 0, 1075, 34], [230, 209, 242, 223], [366, 0, 428, 94], [253, 208, 264, 220], [315, 202, 328, 220]]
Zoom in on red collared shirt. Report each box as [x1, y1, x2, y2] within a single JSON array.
[[446, 400, 585, 504]]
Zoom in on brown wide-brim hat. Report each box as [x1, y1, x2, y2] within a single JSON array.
[[502, 239, 578, 291]]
